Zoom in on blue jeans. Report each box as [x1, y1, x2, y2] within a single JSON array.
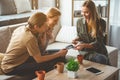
[[84, 53, 110, 65], [5, 50, 66, 76]]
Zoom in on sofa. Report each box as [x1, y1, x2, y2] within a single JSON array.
[[0, 9, 44, 27], [0, 0, 45, 27], [0, 22, 118, 79]]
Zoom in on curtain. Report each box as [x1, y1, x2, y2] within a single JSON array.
[[109, 0, 120, 49], [38, 0, 56, 10], [109, 0, 120, 25]]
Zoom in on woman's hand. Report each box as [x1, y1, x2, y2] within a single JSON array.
[[46, 28, 53, 39], [74, 44, 85, 50], [74, 43, 93, 50], [72, 40, 79, 45], [72, 37, 80, 45], [58, 49, 68, 57]]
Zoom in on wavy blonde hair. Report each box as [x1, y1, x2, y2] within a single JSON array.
[[83, 0, 100, 38], [47, 7, 61, 18]]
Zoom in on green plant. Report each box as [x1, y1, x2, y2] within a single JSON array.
[[66, 59, 79, 72]]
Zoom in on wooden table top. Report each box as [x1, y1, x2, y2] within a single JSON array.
[[34, 60, 119, 80]]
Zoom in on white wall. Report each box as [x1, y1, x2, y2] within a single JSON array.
[[59, 0, 72, 26]]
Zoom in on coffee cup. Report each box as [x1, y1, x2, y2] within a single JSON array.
[[35, 70, 46, 80], [54, 62, 64, 73], [77, 54, 83, 64]]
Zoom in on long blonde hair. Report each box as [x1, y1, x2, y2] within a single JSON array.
[[28, 12, 47, 28], [47, 7, 61, 18], [83, 0, 100, 38]]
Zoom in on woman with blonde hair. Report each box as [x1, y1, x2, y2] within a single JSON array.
[[47, 7, 61, 39], [38, 7, 62, 54], [47, 7, 61, 27], [72, 0, 109, 65], [1, 12, 67, 79]]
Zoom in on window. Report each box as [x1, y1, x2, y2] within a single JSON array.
[[31, 0, 59, 10]]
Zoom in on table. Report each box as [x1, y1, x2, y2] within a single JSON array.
[[34, 60, 119, 80]]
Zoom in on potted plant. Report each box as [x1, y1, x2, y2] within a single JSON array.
[[66, 58, 79, 78]]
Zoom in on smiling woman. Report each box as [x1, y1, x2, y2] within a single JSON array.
[[72, 0, 109, 65]]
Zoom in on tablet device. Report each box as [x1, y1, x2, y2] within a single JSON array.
[[65, 45, 74, 50], [86, 67, 104, 75], [46, 49, 60, 53]]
